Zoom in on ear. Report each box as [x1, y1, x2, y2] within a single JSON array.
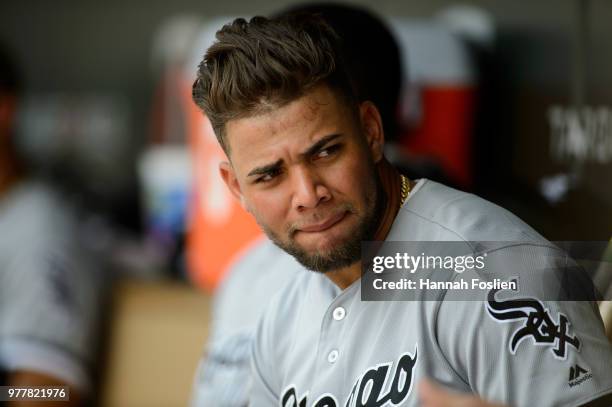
[[219, 161, 247, 209], [359, 101, 385, 163]]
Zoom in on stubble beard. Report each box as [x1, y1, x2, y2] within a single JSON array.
[[260, 172, 385, 273]]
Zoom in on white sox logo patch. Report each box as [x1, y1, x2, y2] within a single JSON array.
[[281, 347, 417, 407], [486, 285, 580, 360]]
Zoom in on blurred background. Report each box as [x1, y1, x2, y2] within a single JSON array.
[[0, 0, 611, 405]]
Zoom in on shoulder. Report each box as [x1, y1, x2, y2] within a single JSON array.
[[0, 181, 76, 251], [393, 179, 548, 244]]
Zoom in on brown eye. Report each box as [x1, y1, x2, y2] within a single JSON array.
[[257, 174, 273, 183], [255, 167, 282, 183], [314, 144, 341, 160]]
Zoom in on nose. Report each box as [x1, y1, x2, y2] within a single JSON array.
[[291, 166, 330, 211]]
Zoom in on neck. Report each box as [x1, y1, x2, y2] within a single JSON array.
[[325, 263, 361, 290], [325, 158, 404, 290]]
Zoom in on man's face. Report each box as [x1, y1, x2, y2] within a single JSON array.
[[220, 84, 385, 272]]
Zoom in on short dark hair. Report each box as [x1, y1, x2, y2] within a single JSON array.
[[275, 4, 402, 142], [192, 14, 357, 153]]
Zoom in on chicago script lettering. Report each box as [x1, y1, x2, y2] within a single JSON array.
[[280, 348, 417, 407]]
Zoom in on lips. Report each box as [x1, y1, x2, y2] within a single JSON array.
[[298, 211, 347, 233]]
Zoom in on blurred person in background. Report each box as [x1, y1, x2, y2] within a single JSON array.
[[0, 44, 106, 405]]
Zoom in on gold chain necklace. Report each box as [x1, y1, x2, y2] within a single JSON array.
[[400, 174, 410, 206]]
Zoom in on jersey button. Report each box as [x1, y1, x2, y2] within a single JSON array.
[[328, 349, 339, 364], [332, 307, 346, 321]]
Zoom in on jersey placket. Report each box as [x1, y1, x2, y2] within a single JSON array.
[[310, 282, 359, 401]]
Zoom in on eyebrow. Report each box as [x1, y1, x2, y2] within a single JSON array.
[[247, 159, 283, 177], [246, 133, 343, 177]]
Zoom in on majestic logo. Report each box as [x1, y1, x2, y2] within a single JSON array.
[[281, 348, 417, 407], [568, 364, 592, 387], [486, 284, 580, 360]]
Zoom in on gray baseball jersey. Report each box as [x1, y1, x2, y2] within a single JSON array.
[[0, 181, 105, 392], [250, 179, 612, 407]]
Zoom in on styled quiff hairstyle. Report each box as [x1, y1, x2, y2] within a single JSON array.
[[192, 14, 357, 153]]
